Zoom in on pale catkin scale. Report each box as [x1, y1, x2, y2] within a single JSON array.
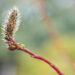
[[2, 7, 20, 40]]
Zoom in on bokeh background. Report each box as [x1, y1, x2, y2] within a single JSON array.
[[0, 0, 75, 75]]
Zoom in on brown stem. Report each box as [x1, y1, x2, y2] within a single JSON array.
[[7, 36, 64, 75], [35, 0, 75, 72]]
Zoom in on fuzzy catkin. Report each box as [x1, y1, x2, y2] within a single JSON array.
[[2, 7, 20, 40]]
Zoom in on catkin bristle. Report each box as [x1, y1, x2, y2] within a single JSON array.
[[2, 6, 20, 40]]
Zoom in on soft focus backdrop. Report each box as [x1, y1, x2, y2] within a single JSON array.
[[0, 0, 75, 75]]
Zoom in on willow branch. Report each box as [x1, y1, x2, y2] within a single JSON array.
[[6, 36, 64, 75], [2, 7, 64, 75]]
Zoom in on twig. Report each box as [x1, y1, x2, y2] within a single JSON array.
[[6, 36, 64, 75]]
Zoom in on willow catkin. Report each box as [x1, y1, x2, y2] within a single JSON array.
[[2, 7, 20, 40]]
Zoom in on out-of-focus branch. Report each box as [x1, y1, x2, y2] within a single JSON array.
[[35, 0, 75, 71]]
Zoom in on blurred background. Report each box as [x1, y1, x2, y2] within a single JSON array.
[[0, 0, 75, 75]]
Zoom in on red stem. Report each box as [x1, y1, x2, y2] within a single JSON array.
[[7, 36, 64, 75], [21, 48, 64, 75]]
